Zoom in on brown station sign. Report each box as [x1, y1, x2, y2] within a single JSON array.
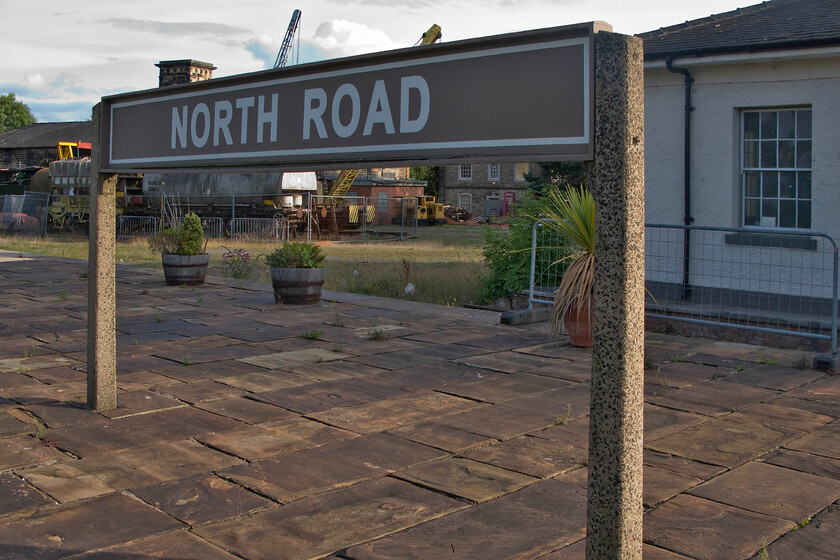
[[102, 22, 602, 171]]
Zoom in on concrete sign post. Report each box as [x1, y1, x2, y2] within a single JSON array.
[[587, 32, 645, 559], [87, 103, 118, 411]]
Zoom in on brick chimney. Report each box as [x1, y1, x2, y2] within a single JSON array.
[[155, 60, 216, 88]]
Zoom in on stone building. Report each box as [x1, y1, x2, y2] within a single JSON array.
[[155, 60, 216, 87], [0, 122, 91, 170], [438, 162, 544, 217]]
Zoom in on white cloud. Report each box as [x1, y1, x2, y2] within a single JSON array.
[[24, 73, 45, 88], [310, 20, 403, 59]]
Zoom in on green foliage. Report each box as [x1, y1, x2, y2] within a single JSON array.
[[525, 162, 589, 195], [410, 166, 439, 198], [178, 213, 205, 255], [476, 193, 543, 303], [266, 242, 325, 269], [0, 93, 36, 134], [147, 213, 205, 255], [212, 246, 262, 280]]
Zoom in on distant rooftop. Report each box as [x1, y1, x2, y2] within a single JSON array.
[[0, 122, 92, 149], [640, 0, 840, 60]]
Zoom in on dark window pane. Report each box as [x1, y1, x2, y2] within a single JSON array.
[[798, 200, 811, 229], [761, 141, 777, 167], [779, 111, 796, 138], [762, 171, 778, 197], [743, 140, 759, 167], [760, 112, 777, 139], [797, 140, 812, 168], [779, 172, 796, 198], [744, 171, 761, 197], [797, 110, 812, 138], [744, 112, 760, 139], [744, 199, 760, 226], [798, 171, 811, 198], [762, 199, 778, 225], [779, 140, 796, 167], [779, 200, 796, 228]]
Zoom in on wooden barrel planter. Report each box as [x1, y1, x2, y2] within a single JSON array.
[[161, 253, 210, 286], [270, 267, 327, 305]]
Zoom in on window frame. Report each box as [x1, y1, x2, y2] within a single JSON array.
[[514, 162, 529, 182], [740, 107, 812, 231], [488, 163, 500, 181], [458, 164, 472, 181]]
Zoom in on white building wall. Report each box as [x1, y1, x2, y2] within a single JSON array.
[[644, 54, 840, 299]]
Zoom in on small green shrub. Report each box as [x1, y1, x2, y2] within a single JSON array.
[[147, 213, 205, 256], [266, 242, 325, 269], [213, 246, 263, 280]]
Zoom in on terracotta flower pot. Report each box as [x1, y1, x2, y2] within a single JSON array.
[[161, 253, 210, 286], [563, 295, 593, 347], [270, 266, 327, 305]]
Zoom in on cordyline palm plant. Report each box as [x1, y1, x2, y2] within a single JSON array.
[[541, 185, 595, 334]]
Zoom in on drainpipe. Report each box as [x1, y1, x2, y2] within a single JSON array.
[[666, 56, 694, 300]]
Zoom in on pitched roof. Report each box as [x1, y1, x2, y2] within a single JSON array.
[[640, 0, 840, 60], [0, 122, 92, 149]]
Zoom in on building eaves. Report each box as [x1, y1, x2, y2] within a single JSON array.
[[0, 122, 92, 149], [639, 0, 840, 60]]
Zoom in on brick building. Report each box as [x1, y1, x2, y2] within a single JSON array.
[[0, 121, 92, 170]]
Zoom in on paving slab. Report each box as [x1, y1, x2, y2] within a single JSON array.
[[762, 448, 840, 481], [98, 389, 185, 419], [0, 472, 54, 515], [0, 409, 35, 436], [439, 371, 569, 403], [530, 416, 590, 449], [132, 473, 273, 526], [196, 396, 299, 425], [156, 380, 247, 404], [346, 478, 586, 560], [688, 461, 840, 523], [644, 494, 795, 560], [365, 361, 499, 392], [219, 432, 447, 503], [238, 348, 351, 369], [647, 415, 803, 468], [785, 376, 840, 404], [643, 465, 704, 508], [460, 435, 588, 478], [643, 450, 727, 481], [67, 530, 241, 559], [393, 456, 537, 502], [0, 492, 183, 560], [197, 416, 358, 461], [785, 420, 840, 460], [647, 379, 778, 417], [644, 403, 710, 442], [195, 477, 466, 560], [765, 502, 840, 560], [384, 422, 497, 453], [726, 364, 825, 391], [727, 401, 834, 433], [309, 391, 482, 434], [19, 439, 244, 503], [251, 377, 407, 414], [646, 360, 727, 388], [0, 434, 66, 470]]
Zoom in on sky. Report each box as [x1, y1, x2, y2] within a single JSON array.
[[1, 0, 757, 123]]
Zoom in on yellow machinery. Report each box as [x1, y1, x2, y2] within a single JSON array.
[[417, 195, 445, 225]]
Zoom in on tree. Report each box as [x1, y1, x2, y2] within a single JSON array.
[[0, 93, 36, 134], [409, 166, 440, 198], [524, 162, 588, 195]]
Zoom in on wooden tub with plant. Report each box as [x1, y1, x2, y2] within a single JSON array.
[[148, 213, 210, 286], [266, 242, 327, 305]]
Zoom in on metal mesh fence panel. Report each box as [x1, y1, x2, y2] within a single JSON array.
[[117, 216, 160, 238], [1, 193, 50, 233], [645, 224, 838, 348], [532, 221, 838, 348]]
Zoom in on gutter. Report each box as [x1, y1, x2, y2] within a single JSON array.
[[665, 56, 694, 300], [645, 45, 840, 69]]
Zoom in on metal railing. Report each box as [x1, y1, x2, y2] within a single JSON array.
[[530, 220, 839, 350], [1, 193, 49, 234], [117, 216, 160, 238]]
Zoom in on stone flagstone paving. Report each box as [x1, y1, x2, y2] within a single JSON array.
[[1, 251, 839, 559]]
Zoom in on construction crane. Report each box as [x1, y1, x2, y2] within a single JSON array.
[[326, 23, 442, 198], [274, 9, 302, 69]]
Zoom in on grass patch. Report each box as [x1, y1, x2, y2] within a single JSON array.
[[0, 226, 493, 306]]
